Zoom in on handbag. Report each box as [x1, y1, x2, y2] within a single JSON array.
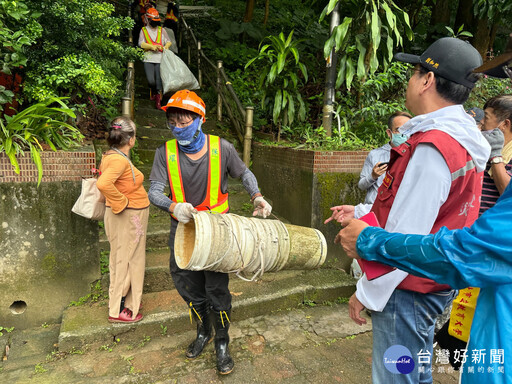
[[72, 174, 106, 221]]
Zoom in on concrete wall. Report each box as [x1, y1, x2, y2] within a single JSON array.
[[0, 149, 100, 328], [252, 143, 368, 271]]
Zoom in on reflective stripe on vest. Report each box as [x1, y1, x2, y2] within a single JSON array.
[[166, 10, 178, 22], [139, 0, 146, 13], [142, 26, 162, 46], [165, 135, 229, 220]]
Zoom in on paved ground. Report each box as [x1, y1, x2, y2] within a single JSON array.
[[2, 303, 459, 383]]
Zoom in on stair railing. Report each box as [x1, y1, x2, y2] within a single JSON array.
[[121, 1, 135, 120], [179, 16, 254, 167]]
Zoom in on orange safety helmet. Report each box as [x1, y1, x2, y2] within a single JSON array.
[[146, 8, 161, 21], [161, 90, 206, 121]]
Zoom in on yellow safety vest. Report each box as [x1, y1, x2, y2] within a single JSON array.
[[142, 26, 162, 47], [138, 0, 147, 13], [165, 135, 229, 220], [166, 10, 178, 22]]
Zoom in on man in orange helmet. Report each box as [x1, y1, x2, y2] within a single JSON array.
[[148, 90, 272, 375], [138, 8, 172, 109]]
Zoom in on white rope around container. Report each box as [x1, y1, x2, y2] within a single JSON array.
[[173, 211, 327, 279]]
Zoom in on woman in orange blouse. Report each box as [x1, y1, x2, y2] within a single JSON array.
[[97, 116, 150, 323]]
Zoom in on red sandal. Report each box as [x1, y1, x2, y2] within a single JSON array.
[[108, 308, 143, 323]]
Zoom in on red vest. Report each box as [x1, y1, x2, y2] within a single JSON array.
[[371, 130, 483, 293]]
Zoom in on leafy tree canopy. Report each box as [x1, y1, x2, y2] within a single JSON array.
[[22, 0, 141, 105]]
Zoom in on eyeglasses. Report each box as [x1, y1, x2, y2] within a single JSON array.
[[167, 119, 194, 129]]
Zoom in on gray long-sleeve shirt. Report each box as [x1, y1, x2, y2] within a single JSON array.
[[358, 143, 391, 204], [148, 138, 260, 213]]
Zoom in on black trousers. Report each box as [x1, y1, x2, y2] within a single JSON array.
[[169, 226, 231, 311]]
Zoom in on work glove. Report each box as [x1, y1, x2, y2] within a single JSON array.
[[140, 42, 158, 52], [481, 128, 505, 159], [253, 196, 272, 219], [164, 42, 172, 50], [173, 202, 197, 224]]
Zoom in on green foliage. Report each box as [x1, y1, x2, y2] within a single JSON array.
[[0, 97, 83, 186], [68, 281, 104, 307], [466, 75, 512, 109], [322, 0, 413, 90], [473, 0, 512, 20], [99, 339, 119, 352], [246, 30, 308, 130], [275, 61, 409, 150], [138, 335, 151, 347], [215, 19, 264, 42], [25, 54, 122, 102], [34, 363, 47, 374], [22, 0, 141, 110], [445, 24, 473, 39], [100, 250, 110, 275], [0, 0, 41, 74], [0, 325, 14, 336], [336, 61, 410, 148], [0, 0, 41, 109], [130, 139, 143, 166]]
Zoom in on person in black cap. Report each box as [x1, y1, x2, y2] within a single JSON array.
[[335, 34, 512, 384], [325, 37, 491, 384], [466, 107, 484, 129]]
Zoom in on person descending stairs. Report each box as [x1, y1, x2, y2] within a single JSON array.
[[138, 7, 172, 109]]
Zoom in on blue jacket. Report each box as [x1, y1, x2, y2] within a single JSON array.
[[357, 182, 512, 384]]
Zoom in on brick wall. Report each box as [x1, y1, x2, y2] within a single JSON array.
[[0, 149, 96, 183], [253, 143, 369, 174]]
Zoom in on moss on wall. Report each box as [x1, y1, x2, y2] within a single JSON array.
[[0, 182, 100, 328], [312, 173, 366, 271], [252, 144, 368, 272]]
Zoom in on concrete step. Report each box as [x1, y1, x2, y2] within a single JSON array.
[[136, 125, 170, 138], [136, 136, 168, 150], [100, 248, 174, 295], [57, 269, 357, 351]]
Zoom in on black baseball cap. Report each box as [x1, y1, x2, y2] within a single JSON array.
[[395, 37, 483, 89], [465, 107, 484, 124]]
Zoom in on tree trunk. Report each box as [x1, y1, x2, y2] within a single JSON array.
[[244, 0, 256, 23], [454, 0, 491, 59], [472, 18, 492, 59], [430, 0, 452, 27], [454, 0, 473, 34], [263, 0, 270, 25]]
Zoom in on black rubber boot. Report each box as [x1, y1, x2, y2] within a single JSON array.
[[213, 309, 234, 375], [186, 302, 213, 358]]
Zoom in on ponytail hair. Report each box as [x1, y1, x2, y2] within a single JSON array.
[[107, 116, 136, 148]]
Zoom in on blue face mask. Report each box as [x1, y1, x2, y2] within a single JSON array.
[[167, 117, 206, 154], [391, 133, 408, 147]]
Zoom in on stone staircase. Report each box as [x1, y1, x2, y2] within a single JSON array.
[[57, 53, 356, 353]]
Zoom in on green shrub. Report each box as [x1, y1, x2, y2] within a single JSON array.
[[0, 97, 83, 185]]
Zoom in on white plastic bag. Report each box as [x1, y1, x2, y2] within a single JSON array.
[[72, 177, 106, 220], [164, 27, 178, 54], [160, 49, 199, 95]]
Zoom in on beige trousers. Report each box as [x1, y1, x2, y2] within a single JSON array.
[[104, 207, 149, 318]]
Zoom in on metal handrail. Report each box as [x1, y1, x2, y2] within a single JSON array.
[[121, 2, 135, 119], [180, 16, 253, 167]]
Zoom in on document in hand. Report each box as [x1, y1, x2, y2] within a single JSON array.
[[357, 212, 396, 280]]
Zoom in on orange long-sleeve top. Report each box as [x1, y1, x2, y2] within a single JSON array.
[[97, 152, 150, 214]]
